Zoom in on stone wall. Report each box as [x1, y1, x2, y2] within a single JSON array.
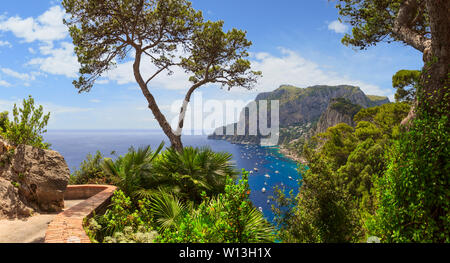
[[44, 185, 116, 243]]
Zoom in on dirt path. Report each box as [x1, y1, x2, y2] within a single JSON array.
[[0, 200, 84, 243]]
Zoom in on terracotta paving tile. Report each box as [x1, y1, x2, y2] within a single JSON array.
[[44, 185, 116, 243]]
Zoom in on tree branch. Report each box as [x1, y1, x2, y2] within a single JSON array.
[[393, 0, 431, 53], [145, 65, 168, 86]]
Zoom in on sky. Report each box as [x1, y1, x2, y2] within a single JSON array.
[[0, 0, 423, 131]]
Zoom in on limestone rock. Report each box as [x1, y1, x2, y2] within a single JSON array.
[[0, 178, 33, 219], [0, 138, 70, 215], [314, 98, 362, 134]]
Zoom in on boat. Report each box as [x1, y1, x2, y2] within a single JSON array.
[[264, 174, 270, 178], [288, 176, 293, 180], [275, 170, 279, 174], [254, 167, 259, 172], [262, 187, 266, 193], [258, 207, 263, 212], [264, 182, 268, 186]]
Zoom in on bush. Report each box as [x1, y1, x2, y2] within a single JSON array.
[[272, 102, 410, 242], [151, 146, 238, 203], [89, 190, 155, 242], [1, 95, 50, 149], [69, 151, 109, 185], [156, 170, 275, 243], [368, 113, 450, 242], [103, 226, 158, 243], [0, 111, 7, 133]]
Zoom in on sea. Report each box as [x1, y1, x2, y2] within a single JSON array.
[[44, 130, 301, 223]]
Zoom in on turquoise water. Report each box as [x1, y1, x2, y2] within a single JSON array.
[[44, 130, 301, 223]]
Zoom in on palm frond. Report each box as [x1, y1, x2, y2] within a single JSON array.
[[150, 191, 186, 231]]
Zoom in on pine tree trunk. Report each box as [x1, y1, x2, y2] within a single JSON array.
[[133, 49, 184, 152]]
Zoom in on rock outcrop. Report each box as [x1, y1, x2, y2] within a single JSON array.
[[314, 98, 362, 134], [0, 138, 70, 219], [0, 178, 33, 218]]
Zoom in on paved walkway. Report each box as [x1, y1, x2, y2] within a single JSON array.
[[0, 200, 84, 243]]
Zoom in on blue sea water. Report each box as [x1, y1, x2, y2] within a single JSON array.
[[44, 130, 301, 223]]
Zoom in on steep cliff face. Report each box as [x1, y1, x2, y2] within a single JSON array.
[[208, 84, 390, 146], [314, 98, 362, 134]]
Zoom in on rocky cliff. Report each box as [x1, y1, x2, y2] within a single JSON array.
[[314, 98, 362, 134], [0, 137, 70, 219], [208, 85, 389, 146]]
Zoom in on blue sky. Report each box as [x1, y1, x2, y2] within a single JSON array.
[[0, 0, 423, 131]]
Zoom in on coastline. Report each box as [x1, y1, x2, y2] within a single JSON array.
[[278, 145, 306, 164], [208, 136, 307, 164]]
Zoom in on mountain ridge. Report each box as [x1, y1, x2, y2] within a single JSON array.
[[208, 84, 390, 148]]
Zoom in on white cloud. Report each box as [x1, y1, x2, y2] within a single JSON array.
[[96, 79, 109, 85], [27, 42, 79, 78], [0, 6, 68, 43], [0, 79, 12, 87], [328, 20, 348, 34], [0, 6, 78, 80], [0, 40, 11, 47], [89, 99, 101, 103], [1, 67, 37, 81], [249, 48, 390, 97]]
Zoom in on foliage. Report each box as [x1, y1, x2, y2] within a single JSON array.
[[101, 143, 164, 197], [1, 95, 50, 149], [91, 190, 155, 242], [149, 190, 187, 231], [70, 144, 238, 205], [156, 170, 275, 243], [103, 226, 158, 243], [274, 154, 363, 243], [69, 151, 109, 185], [392, 69, 421, 102], [62, 0, 260, 151], [368, 106, 450, 242], [88, 170, 274, 243], [0, 111, 7, 133], [335, 0, 429, 51], [272, 102, 411, 242], [330, 98, 363, 116], [150, 146, 238, 203]]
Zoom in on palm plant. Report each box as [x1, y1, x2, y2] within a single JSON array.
[[154, 170, 276, 243], [101, 142, 164, 197], [150, 146, 238, 203], [148, 190, 188, 231]]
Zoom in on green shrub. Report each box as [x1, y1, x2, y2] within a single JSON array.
[[101, 143, 164, 197], [368, 113, 450, 242], [103, 226, 158, 243], [0, 111, 8, 133], [272, 102, 410, 242], [91, 190, 154, 242], [1, 95, 50, 149], [149, 146, 238, 203], [69, 151, 109, 185], [156, 170, 275, 243]]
